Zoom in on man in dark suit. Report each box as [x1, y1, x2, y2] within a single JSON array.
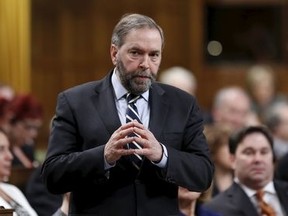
[[204, 126, 288, 216], [41, 13, 214, 215]]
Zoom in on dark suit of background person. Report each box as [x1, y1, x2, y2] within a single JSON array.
[[275, 152, 288, 183], [204, 181, 288, 216], [203, 126, 288, 216], [26, 166, 62, 216], [41, 13, 214, 216]]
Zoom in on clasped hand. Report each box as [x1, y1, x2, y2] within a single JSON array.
[[104, 120, 163, 165]]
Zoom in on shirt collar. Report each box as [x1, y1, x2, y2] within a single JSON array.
[[235, 178, 276, 198], [111, 68, 149, 101]]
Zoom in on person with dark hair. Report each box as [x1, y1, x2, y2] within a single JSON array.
[[42, 13, 214, 215], [204, 125, 288, 216], [7, 93, 43, 168]]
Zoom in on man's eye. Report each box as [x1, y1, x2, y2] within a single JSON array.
[[130, 51, 139, 56], [151, 53, 159, 57], [243, 150, 253, 155]]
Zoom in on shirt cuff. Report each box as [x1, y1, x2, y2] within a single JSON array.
[[152, 143, 168, 168], [104, 157, 115, 170]]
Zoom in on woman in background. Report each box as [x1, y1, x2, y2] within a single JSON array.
[[0, 129, 37, 215], [204, 124, 233, 197], [7, 93, 43, 168]]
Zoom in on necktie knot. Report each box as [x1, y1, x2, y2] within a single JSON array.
[[256, 190, 265, 200], [126, 93, 140, 104]]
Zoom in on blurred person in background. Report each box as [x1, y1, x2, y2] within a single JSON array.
[[245, 64, 285, 122], [25, 164, 63, 216], [178, 185, 221, 216], [204, 124, 233, 197], [0, 83, 15, 133], [275, 152, 288, 183], [7, 93, 43, 169], [211, 86, 259, 133], [159, 66, 212, 124], [204, 125, 288, 216], [0, 83, 15, 102], [0, 98, 12, 133], [264, 100, 288, 161], [159, 66, 197, 95], [0, 129, 38, 216], [25, 116, 65, 216]]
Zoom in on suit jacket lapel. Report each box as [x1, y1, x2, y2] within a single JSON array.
[[229, 182, 259, 216], [274, 180, 288, 215], [148, 84, 169, 140], [91, 72, 122, 136], [91, 78, 170, 143]]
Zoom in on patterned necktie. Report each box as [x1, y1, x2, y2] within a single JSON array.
[[126, 93, 143, 169], [255, 190, 276, 216]]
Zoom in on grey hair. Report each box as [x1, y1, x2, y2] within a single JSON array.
[[264, 100, 288, 132], [213, 86, 250, 109], [111, 13, 164, 49]]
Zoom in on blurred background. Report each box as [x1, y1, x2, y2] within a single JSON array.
[[0, 0, 288, 158]]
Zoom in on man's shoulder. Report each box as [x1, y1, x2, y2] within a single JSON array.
[[204, 190, 230, 207], [204, 183, 242, 209], [274, 179, 288, 190], [203, 182, 259, 216], [65, 80, 101, 92], [153, 82, 195, 100]]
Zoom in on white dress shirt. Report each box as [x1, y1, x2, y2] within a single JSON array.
[[236, 178, 286, 216], [104, 69, 168, 170]]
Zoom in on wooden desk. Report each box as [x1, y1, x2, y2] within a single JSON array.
[[0, 208, 13, 216]]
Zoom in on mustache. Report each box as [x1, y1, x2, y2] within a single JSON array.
[[132, 70, 155, 80]]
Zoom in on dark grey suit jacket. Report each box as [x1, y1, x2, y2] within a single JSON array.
[[204, 181, 288, 216], [41, 71, 214, 216]]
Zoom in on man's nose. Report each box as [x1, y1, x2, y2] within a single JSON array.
[[139, 55, 150, 70]]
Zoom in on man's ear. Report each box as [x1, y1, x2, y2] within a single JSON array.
[[110, 44, 118, 65]]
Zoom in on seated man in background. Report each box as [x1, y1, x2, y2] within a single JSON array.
[[264, 100, 288, 161], [159, 66, 212, 124], [158, 66, 197, 95], [204, 125, 288, 216], [211, 86, 260, 133]]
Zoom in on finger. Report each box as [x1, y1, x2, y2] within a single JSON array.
[[122, 121, 138, 129], [133, 126, 149, 139], [117, 148, 136, 156], [133, 136, 149, 149], [117, 136, 135, 148], [119, 127, 135, 139], [131, 120, 145, 129]]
